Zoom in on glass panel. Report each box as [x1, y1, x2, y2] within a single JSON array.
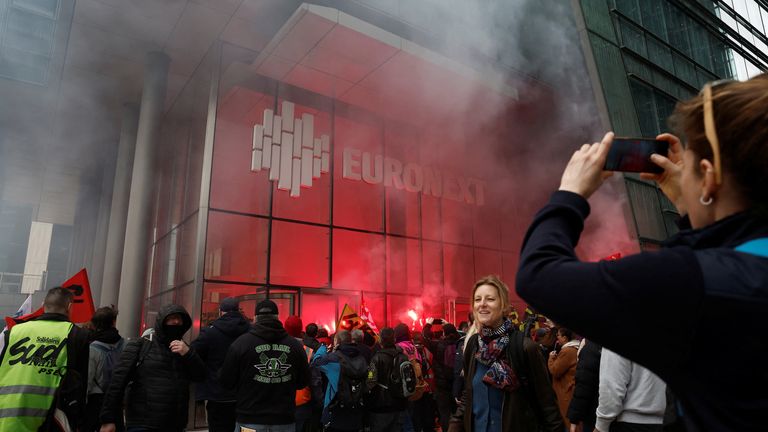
[[421, 195, 442, 241], [647, 37, 674, 71], [615, 0, 641, 22], [301, 292, 337, 333], [665, 2, 691, 54], [619, 20, 647, 56], [386, 236, 422, 295], [11, 0, 58, 18], [272, 102, 332, 224], [473, 248, 503, 282], [205, 211, 268, 284], [201, 282, 258, 325], [210, 87, 275, 216], [5, 7, 55, 54], [443, 243, 474, 298], [333, 115, 384, 232], [176, 214, 198, 286], [441, 199, 473, 246], [270, 220, 329, 287], [332, 229, 384, 292], [384, 122, 422, 237], [641, 0, 667, 40]]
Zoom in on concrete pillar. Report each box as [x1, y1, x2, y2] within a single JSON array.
[[100, 103, 139, 308], [117, 52, 169, 337]]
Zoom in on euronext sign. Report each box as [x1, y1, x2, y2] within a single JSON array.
[[342, 148, 487, 206]]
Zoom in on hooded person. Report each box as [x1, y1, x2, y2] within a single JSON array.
[[191, 297, 251, 432], [99, 304, 207, 432], [310, 330, 368, 432], [220, 300, 310, 431]]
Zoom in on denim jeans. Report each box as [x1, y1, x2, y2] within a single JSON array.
[[235, 422, 296, 432]]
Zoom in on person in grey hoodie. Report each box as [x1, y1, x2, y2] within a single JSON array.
[[596, 348, 666, 432]]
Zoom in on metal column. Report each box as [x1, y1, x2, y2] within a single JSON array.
[[116, 52, 169, 337]]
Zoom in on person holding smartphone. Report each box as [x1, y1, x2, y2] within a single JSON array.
[[516, 72, 768, 431]]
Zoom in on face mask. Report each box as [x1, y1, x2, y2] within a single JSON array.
[[164, 324, 186, 341]]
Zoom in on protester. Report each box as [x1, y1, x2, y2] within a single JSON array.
[[449, 275, 563, 432], [220, 300, 310, 432], [366, 327, 408, 432], [595, 348, 666, 432], [99, 304, 206, 432], [566, 339, 602, 432], [285, 315, 316, 432], [516, 73, 768, 430], [548, 327, 579, 428], [0, 286, 90, 431], [394, 323, 422, 432], [86, 306, 124, 432], [412, 332, 437, 432], [304, 323, 321, 352], [351, 329, 372, 363], [311, 330, 368, 432], [433, 323, 460, 431], [191, 297, 250, 432]]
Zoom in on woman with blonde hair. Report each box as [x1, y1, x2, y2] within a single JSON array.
[[449, 275, 563, 432], [517, 73, 768, 430]]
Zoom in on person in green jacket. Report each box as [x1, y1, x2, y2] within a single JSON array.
[[0, 286, 91, 431]]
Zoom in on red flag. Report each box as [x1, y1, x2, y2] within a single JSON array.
[[4, 307, 44, 330], [61, 268, 96, 324], [2, 269, 95, 331], [359, 293, 379, 334]]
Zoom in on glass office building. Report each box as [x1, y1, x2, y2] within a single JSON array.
[[142, 3, 595, 333]]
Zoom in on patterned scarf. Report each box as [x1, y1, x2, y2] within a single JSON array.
[[475, 318, 520, 392]]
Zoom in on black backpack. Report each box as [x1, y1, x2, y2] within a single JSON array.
[[332, 352, 368, 409], [388, 348, 417, 399]]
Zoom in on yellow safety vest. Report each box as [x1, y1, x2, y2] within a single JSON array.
[[0, 320, 72, 431]]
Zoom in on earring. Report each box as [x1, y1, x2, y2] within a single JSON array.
[[700, 195, 713, 206]]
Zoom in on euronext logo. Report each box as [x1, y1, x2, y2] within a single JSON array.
[[251, 101, 330, 197]]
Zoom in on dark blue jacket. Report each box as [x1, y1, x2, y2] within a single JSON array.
[[311, 343, 366, 431], [191, 311, 250, 401], [516, 191, 768, 432]]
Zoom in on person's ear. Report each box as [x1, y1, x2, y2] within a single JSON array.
[[699, 158, 719, 200]]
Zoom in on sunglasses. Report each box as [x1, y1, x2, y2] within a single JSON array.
[[701, 79, 734, 185]]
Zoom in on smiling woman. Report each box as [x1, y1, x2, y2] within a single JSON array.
[[449, 275, 564, 432]]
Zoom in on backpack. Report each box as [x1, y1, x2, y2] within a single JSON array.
[[407, 357, 427, 401], [331, 352, 368, 409], [388, 348, 417, 399], [91, 338, 125, 393]]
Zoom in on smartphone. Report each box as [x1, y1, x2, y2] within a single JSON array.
[[603, 137, 669, 173]]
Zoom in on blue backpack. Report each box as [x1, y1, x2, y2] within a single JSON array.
[[91, 338, 125, 393]]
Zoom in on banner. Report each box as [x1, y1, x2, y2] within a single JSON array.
[[61, 268, 96, 324], [337, 304, 378, 340], [359, 293, 379, 334], [3, 268, 95, 333]]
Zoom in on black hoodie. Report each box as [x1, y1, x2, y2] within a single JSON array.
[[220, 317, 310, 424], [100, 304, 206, 430], [191, 311, 250, 401]]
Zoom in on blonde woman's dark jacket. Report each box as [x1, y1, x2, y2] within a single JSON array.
[[449, 332, 564, 432]]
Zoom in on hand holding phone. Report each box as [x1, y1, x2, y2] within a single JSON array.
[[603, 137, 669, 173]]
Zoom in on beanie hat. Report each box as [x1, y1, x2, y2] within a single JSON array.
[[285, 315, 303, 338], [394, 323, 411, 343], [219, 297, 239, 313]]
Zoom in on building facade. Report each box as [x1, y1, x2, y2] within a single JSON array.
[[577, 0, 768, 249]]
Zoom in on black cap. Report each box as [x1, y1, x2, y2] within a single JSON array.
[[219, 297, 239, 312], [256, 299, 278, 315]]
